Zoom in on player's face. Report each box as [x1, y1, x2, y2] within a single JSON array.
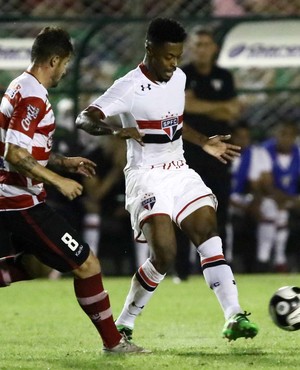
[[148, 42, 183, 82], [50, 55, 71, 88], [188, 34, 217, 67]]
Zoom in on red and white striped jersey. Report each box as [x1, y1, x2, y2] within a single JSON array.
[[0, 71, 55, 211], [90, 64, 186, 169]]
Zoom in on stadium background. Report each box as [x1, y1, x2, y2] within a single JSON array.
[[1, 0, 300, 274]]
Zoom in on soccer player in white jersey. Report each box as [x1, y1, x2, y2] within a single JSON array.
[[76, 18, 258, 342], [0, 27, 146, 353]]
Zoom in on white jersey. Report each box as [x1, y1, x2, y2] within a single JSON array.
[[0, 72, 55, 211], [90, 64, 186, 169]]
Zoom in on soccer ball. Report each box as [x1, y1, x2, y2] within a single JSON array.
[[269, 286, 300, 331]]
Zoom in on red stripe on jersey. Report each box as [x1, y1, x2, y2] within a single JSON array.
[[201, 254, 225, 266], [0, 170, 28, 187], [0, 191, 46, 210], [0, 170, 44, 188], [36, 123, 55, 136], [138, 266, 158, 288], [32, 146, 51, 161], [0, 141, 4, 156], [8, 96, 46, 139], [0, 112, 10, 129], [136, 115, 183, 130]]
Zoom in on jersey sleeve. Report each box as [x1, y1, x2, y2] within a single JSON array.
[[6, 95, 46, 148], [90, 77, 134, 118]]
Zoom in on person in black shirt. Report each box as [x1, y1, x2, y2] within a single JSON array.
[[182, 26, 241, 259]]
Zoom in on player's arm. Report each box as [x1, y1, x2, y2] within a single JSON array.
[[185, 90, 240, 122], [183, 123, 240, 164], [48, 152, 96, 178], [76, 107, 145, 145], [4, 143, 83, 200]]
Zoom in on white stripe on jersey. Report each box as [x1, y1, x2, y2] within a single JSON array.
[[91, 65, 186, 169]]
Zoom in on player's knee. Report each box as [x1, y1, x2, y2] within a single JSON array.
[[151, 245, 176, 273], [73, 251, 100, 279], [189, 224, 218, 246]]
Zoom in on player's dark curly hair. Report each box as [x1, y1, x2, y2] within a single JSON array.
[[31, 26, 73, 63], [146, 18, 187, 45]]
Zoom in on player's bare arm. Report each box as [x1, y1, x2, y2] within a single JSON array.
[[185, 90, 240, 121], [5, 143, 83, 200], [183, 123, 240, 164], [49, 153, 96, 178], [76, 107, 145, 146]]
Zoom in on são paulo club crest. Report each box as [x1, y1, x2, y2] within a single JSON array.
[[141, 193, 156, 210], [161, 116, 178, 140]]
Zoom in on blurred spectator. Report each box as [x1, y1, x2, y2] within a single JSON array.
[[181, 26, 241, 256], [213, 0, 245, 16], [258, 121, 300, 272], [228, 123, 273, 272]]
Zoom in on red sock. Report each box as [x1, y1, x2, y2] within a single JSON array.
[[74, 273, 122, 348], [0, 255, 32, 287]]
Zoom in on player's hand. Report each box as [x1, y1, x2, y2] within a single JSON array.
[[114, 127, 145, 146], [63, 157, 97, 177], [55, 177, 83, 200], [202, 134, 241, 164]]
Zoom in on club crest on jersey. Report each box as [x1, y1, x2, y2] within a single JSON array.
[[141, 193, 156, 210], [161, 116, 178, 139]]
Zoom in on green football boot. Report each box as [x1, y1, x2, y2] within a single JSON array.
[[222, 312, 259, 341], [116, 325, 133, 341]]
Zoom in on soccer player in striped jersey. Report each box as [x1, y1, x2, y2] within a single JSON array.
[[76, 18, 258, 343], [0, 27, 146, 353]]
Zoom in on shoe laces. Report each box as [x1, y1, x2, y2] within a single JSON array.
[[235, 311, 251, 322]]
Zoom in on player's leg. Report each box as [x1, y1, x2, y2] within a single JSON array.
[[0, 212, 50, 286], [12, 203, 146, 352], [181, 205, 258, 341], [116, 214, 175, 338]]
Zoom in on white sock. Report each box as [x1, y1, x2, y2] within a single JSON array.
[[82, 213, 101, 256], [197, 236, 241, 319], [115, 258, 165, 329]]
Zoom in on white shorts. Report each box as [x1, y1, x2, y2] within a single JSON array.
[[125, 163, 217, 242]]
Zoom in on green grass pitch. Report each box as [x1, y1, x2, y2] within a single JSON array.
[[1, 274, 300, 369]]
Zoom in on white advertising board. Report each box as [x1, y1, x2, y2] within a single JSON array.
[[218, 21, 300, 68], [0, 38, 33, 69]]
